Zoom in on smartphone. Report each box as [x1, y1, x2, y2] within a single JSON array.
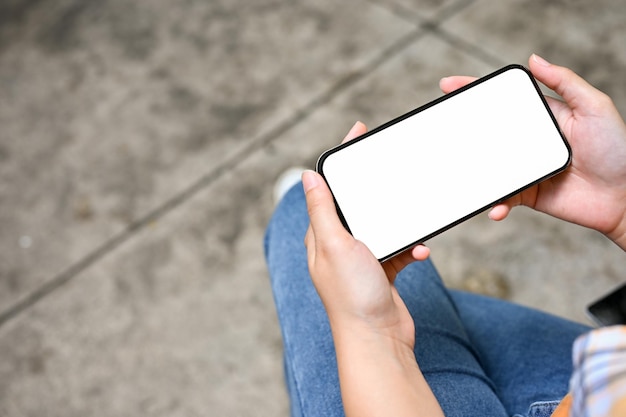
[[587, 283, 626, 327], [317, 65, 571, 261]]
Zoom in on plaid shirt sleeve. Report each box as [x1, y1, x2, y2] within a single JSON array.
[[569, 326, 626, 417]]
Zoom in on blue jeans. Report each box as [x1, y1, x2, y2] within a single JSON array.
[[264, 184, 590, 417]]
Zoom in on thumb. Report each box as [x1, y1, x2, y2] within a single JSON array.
[[529, 54, 606, 116], [302, 170, 346, 241]]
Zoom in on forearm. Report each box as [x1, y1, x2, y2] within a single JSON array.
[[331, 324, 444, 417]]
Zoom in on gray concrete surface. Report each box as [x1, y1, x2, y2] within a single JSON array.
[[1, 0, 625, 415]]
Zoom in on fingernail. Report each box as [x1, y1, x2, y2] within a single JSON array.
[[532, 54, 551, 67], [348, 121, 363, 136], [302, 170, 321, 192]]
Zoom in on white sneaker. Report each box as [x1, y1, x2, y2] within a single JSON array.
[[273, 167, 306, 205]]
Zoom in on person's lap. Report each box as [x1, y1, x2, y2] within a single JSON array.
[[265, 184, 590, 417], [265, 183, 344, 416], [449, 289, 589, 415]]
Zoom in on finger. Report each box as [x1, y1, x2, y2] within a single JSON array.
[[488, 203, 512, 221], [542, 95, 571, 121], [487, 188, 530, 220], [382, 249, 417, 282], [382, 245, 430, 283], [302, 170, 347, 241], [341, 121, 368, 144], [411, 244, 431, 261], [439, 76, 477, 94], [529, 54, 609, 116]]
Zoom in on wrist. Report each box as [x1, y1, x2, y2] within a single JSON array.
[[330, 318, 419, 381], [328, 311, 416, 352], [332, 320, 415, 353], [330, 318, 444, 417]]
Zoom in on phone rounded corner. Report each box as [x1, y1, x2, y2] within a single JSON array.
[[315, 150, 331, 175], [511, 63, 531, 73], [316, 140, 351, 175], [560, 136, 574, 171], [493, 63, 530, 78], [584, 307, 604, 328], [498, 65, 539, 90], [564, 145, 574, 169]]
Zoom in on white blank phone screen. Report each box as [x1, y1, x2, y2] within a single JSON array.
[[318, 66, 570, 261]]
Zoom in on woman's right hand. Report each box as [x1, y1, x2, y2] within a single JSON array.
[[441, 54, 626, 250]]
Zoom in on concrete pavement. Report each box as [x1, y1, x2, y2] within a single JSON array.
[[1, 0, 625, 415]]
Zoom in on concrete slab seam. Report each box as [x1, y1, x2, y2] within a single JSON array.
[[0, 27, 429, 328]]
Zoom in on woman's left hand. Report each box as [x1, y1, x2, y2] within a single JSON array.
[[303, 121, 429, 347], [303, 122, 443, 417]]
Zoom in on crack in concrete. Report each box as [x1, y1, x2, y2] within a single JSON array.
[[0, 5, 506, 327]]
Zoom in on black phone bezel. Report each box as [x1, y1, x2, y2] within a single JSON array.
[[316, 64, 571, 262]]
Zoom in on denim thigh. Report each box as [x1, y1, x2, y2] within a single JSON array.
[[266, 184, 514, 417], [450, 290, 590, 416]]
